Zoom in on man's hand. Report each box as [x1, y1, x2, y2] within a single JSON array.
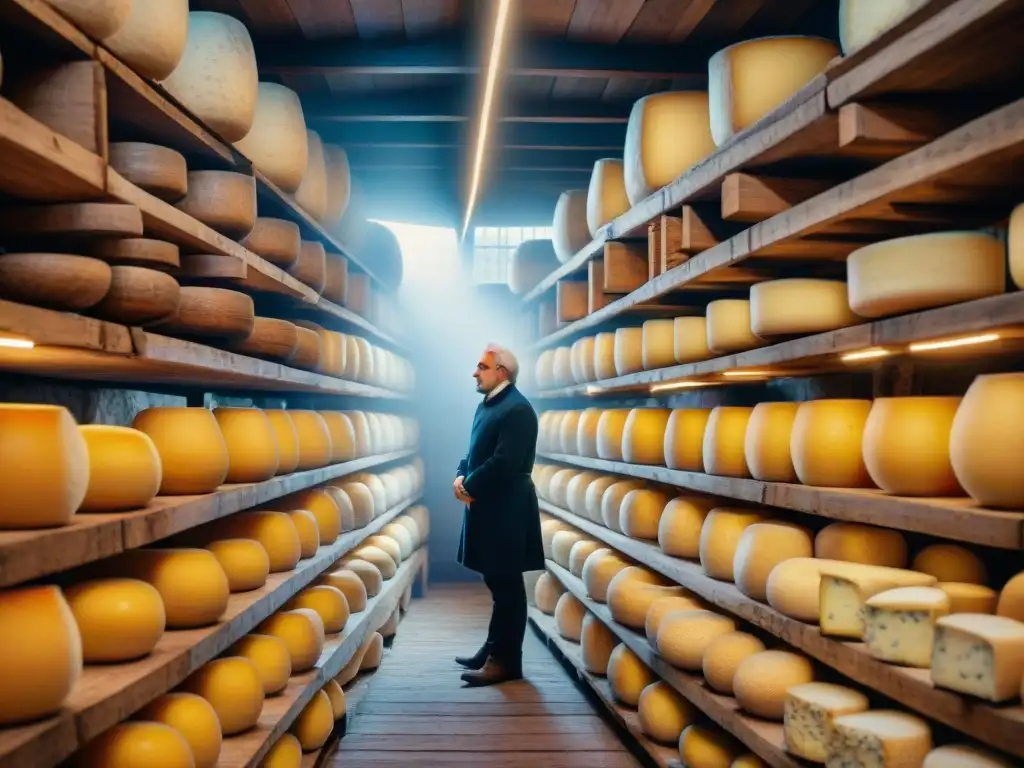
[[454, 476, 474, 504]]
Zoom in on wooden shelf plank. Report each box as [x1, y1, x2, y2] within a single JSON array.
[[0, 498, 422, 768], [529, 609, 683, 768], [0, 450, 417, 587], [541, 503, 1024, 759], [544, 562, 798, 768], [537, 454, 1024, 550]]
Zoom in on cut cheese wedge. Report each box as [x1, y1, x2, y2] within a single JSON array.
[[819, 562, 936, 639], [784, 682, 870, 763], [829, 710, 932, 768], [931, 613, 1024, 702], [864, 586, 950, 667]]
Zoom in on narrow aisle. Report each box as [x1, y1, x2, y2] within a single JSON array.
[[327, 584, 643, 768]]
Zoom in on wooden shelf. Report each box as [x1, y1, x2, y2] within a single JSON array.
[[529, 608, 682, 768], [544, 561, 798, 768], [537, 454, 1024, 549], [0, 497, 422, 768], [218, 548, 424, 768], [541, 503, 1024, 759], [0, 450, 417, 588]]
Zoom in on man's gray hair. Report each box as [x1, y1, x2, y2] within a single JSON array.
[[486, 343, 519, 384]]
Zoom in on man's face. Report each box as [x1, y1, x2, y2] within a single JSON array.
[[473, 351, 506, 393]]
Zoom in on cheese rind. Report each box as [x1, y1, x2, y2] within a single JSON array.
[[571, 338, 597, 385], [183, 656, 265, 736], [655, 609, 736, 671], [702, 407, 754, 478], [102, 0, 189, 81], [581, 613, 617, 675], [930, 613, 1024, 702], [913, 543, 987, 585], [645, 595, 706, 646], [535, 571, 565, 614], [554, 592, 586, 641], [608, 644, 655, 707], [664, 408, 712, 472], [679, 724, 742, 768], [553, 190, 591, 263], [733, 522, 814, 601], [702, 631, 765, 695], [937, 582, 997, 614], [828, 710, 932, 768], [743, 402, 799, 482], [839, 0, 937, 54], [784, 682, 869, 763], [593, 333, 617, 380], [734, 650, 815, 720], [863, 586, 950, 667], [767, 558, 846, 623], [79, 424, 161, 513], [791, 400, 874, 488], [233, 83, 309, 193], [638, 681, 695, 745], [706, 299, 764, 354], [673, 316, 712, 363], [586, 159, 630, 237], [699, 507, 767, 581], [45, 0, 131, 38], [596, 409, 632, 462], [819, 562, 936, 639], [642, 319, 677, 371], [620, 488, 670, 540], [814, 522, 908, 568], [750, 279, 859, 338], [658, 495, 715, 559], [601, 479, 644, 532], [65, 578, 165, 662], [623, 408, 671, 466], [614, 327, 644, 377], [582, 549, 632, 603]]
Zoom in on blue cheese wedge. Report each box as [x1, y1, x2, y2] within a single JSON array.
[[863, 586, 951, 668], [930, 613, 1024, 702], [819, 563, 936, 639], [784, 682, 869, 763], [827, 710, 931, 768]]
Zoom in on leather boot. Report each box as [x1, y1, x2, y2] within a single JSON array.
[[460, 656, 523, 687], [454, 641, 491, 670]]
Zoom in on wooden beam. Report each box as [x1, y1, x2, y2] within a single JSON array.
[[587, 259, 622, 314], [556, 279, 589, 324], [602, 242, 648, 294], [720, 173, 836, 223], [837, 102, 976, 158]]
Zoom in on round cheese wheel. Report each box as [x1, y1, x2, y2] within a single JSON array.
[[294, 130, 329, 222], [607, 567, 680, 629], [213, 408, 280, 483], [766, 557, 845, 622], [912, 544, 987, 585], [706, 299, 764, 354], [923, 745, 1016, 768], [623, 408, 671, 465], [658, 496, 716, 558], [321, 569, 368, 613], [847, 231, 1006, 318], [263, 411, 300, 475], [997, 572, 1024, 621], [79, 425, 161, 513], [569, 540, 603, 578], [642, 319, 677, 370], [541, 519, 571, 558], [137, 692, 222, 768], [814, 522, 907, 568], [614, 327, 644, 376], [160, 12, 258, 143], [555, 592, 587, 641], [319, 412, 357, 463], [656, 609, 736, 670], [279, 411, 332, 471], [571, 337, 597, 384], [733, 522, 814, 601], [365, 534, 401, 565], [673, 316, 712, 364], [535, 350, 556, 389], [79, 722, 193, 768], [733, 650, 814, 720], [65, 578, 164, 662], [120, 548, 229, 628], [644, 595, 705, 645], [790, 399, 874, 488], [950, 373, 1024, 509], [576, 409, 604, 458], [552, 348, 574, 387], [509, 239, 559, 295], [359, 632, 384, 670], [1011, 202, 1024, 290], [263, 734, 302, 768], [131, 406, 229, 495], [593, 332, 617, 380], [607, 644, 654, 707], [586, 159, 629, 237], [750, 279, 859, 338], [103, 0, 189, 80], [286, 510, 320, 558], [552, 531, 587, 569], [259, 609, 325, 672], [342, 411, 372, 457], [323, 144, 352, 225], [743, 402, 799, 483], [231, 634, 291, 695], [559, 411, 584, 455], [338, 482, 374, 527], [216, 510, 301, 572], [292, 689, 333, 751], [700, 508, 769, 581], [601, 479, 645, 532], [535, 571, 565, 614], [584, 476, 619, 522], [46, 0, 131, 38], [936, 582, 997, 614], [548, 470, 579, 508], [702, 407, 754, 478], [287, 585, 350, 634], [680, 724, 741, 768], [702, 631, 766, 695], [233, 83, 309, 193], [581, 613, 617, 675], [539, 412, 561, 453], [534, 466, 559, 501], [553, 189, 591, 263], [664, 408, 712, 472], [839, 0, 932, 54], [381, 522, 414, 559], [379, 606, 400, 638], [323, 679, 346, 720], [620, 488, 670, 540], [352, 545, 396, 579], [183, 656, 264, 735], [596, 409, 632, 461], [638, 681, 695, 745], [582, 549, 632, 603]]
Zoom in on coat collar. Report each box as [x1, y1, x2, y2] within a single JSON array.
[[483, 380, 513, 405]]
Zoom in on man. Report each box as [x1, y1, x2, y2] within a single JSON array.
[[453, 343, 544, 686]]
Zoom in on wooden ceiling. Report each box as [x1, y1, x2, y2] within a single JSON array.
[[193, 0, 836, 227]]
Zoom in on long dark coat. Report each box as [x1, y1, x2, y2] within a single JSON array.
[[456, 384, 545, 575]]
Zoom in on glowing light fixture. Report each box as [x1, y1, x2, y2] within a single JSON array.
[[650, 381, 708, 393], [722, 370, 771, 378], [585, 385, 603, 396], [0, 334, 34, 350], [909, 333, 1000, 353], [841, 347, 891, 362]]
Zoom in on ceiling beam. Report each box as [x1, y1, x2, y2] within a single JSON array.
[[344, 144, 608, 166], [314, 120, 626, 148]]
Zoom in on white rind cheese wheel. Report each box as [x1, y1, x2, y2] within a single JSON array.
[[535, 571, 565, 614], [559, 411, 584, 455], [815, 522, 908, 568], [709, 36, 839, 146], [637, 681, 695, 744], [818, 561, 935, 639], [750, 279, 859, 338], [571, 337, 597, 384], [596, 409, 631, 462], [613, 327, 644, 377], [234, 83, 309, 194], [847, 231, 1006, 318], [566, 472, 600, 516], [601, 479, 644, 532], [830, 711, 932, 767], [733, 650, 814, 720], [45, 0, 131, 38], [699, 508, 769, 582], [743, 402, 798, 483], [568, 539, 602, 578], [790, 399, 874, 488], [535, 350, 555, 390], [582, 549, 632, 603], [664, 408, 711, 472], [658, 495, 715, 559], [586, 159, 630, 237], [607, 644, 654, 707], [702, 407, 754, 478], [656, 609, 736, 671], [551, 530, 586, 569], [706, 299, 764, 354], [642, 319, 676, 371], [624, 91, 715, 205], [103, 0, 189, 81], [160, 12, 259, 143], [622, 408, 670, 465], [541, 518, 570, 557], [783, 682, 870, 763], [552, 190, 591, 263], [863, 586, 950, 667], [913, 543, 987, 585], [554, 592, 587, 641], [673, 316, 712, 364], [839, 0, 934, 54], [583, 476, 618, 521], [294, 130, 329, 222], [552, 348, 574, 387], [702, 631, 765, 695], [620, 488, 669, 540], [65, 578, 165, 662], [766, 557, 846, 623], [593, 332, 617, 380], [923, 744, 1017, 768], [733, 522, 813, 601], [931, 614, 1024, 702], [576, 409, 603, 458], [581, 613, 617, 675], [509, 239, 559, 296]]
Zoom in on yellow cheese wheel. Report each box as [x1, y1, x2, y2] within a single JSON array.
[[263, 734, 302, 768], [508, 239, 559, 296], [608, 644, 654, 707], [211, 407, 280, 483], [950, 373, 1024, 509], [733, 650, 815, 720], [839, 0, 932, 54], [259, 608, 325, 672], [131, 407, 228, 496], [559, 410, 584, 455], [65, 577, 165, 662], [553, 189, 591, 263], [535, 571, 566, 614], [596, 409, 632, 462], [216, 510, 301, 572], [79, 425, 161, 513], [205, 538, 270, 592], [45, 0, 132, 39], [342, 411, 372, 457], [359, 632, 384, 670], [542, 518, 571, 558], [552, 348, 574, 388], [582, 549, 632, 603], [231, 633, 291, 694], [292, 689, 333, 751], [743, 402, 799, 483], [555, 592, 587, 641], [337, 482, 374, 527], [593, 332, 617, 380], [656, 609, 736, 670], [847, 231, 1005, 318], [320, 412, 357, 462], [709, 36, 838, 146], [702, 407, 754, 478], [365, 534, 402, 565], [295, 130, 329, 221], [922, 744, 1016, 768], [913, 544, 987, 585], [673, 316, 712, 364], [750, 279, 860, 338], [137, 692, 222, 768], [607, 567, 680, 629], [620, 488, 670, 540], [567, 471, 601, 516], [645, 595, 706, 646], [638, 680, 696, 745], [937, 582, 998, 614], [584, 475, 619, 522], [623, 408, 671, 465], [680, 724, 742, 768], [571, 336, 597, 384], [552, 530, 587, 569], [998, 572, 1024, 621], [79, 722, 194, 768], [548, 469, 580, 508], [347, 472, 387, 514], [286, 488, 344, 544], [790, 399, 874, 488], [287, 411, 333, 470], [323, 679, 346, 720], [183, 656, 264, 735], [285, 510, 320, 558], [1011, 202, 1024, 290], [765, 557, 846, 622], [702, 631, 766, 695], [0, 585, 82, 725], [119, 548, 229, 628], [233, 82, 309, 193], [321, 569, 368, 613], [340, 559, 383, 597], [665, 408, 712, 472], [263, 411, 300, 475], [352, 545, 397, 579], [569, 540, 603, 578], [287, 585, 350, 634], [601, 479, 645, 532], [814, 522, 907, 568], [733, 522, 814, 601], [535, 350, 556, 389], [576, 409, 603, 458], [581, 613, 617, 675], [642, 319, 677, 370], [700, 508, 769, 581], [586, 158, 630, 237], [614, 327, 644, 376], [658, 495, 716, 559], [706, 300, 764, 355]]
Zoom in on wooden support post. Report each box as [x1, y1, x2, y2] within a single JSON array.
[[647, 222, 663, 281], [588, 259, 624, 314], [556, 279, 589, 324], [603, 241, 648, 294], [659, 215, 683, 274], [721, 173, 835, 223]]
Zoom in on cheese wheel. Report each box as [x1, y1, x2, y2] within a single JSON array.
[[645, 595, 705, 646], [539, 412, 562, 453], [601, 479, 644, 532], [709, 36, 838, 146], [657, 496, 715, 559], [216, 510, 301, 572], [342, 411, 371, 457], [609, 578, 687, 630], [998, 573, 1024, 622], [576, 409, 603, 458], [535, 571, 565, 614], [359, 632, 384, 670], [559, 410, 584, 455], [294, 130, 329, 222], [183, 656, 264, 735], [913, 544, 987, 585], [706, 299, 764, 354], [137, 692, 222, 768], [613, 327, 644, 376], [571, 337, 597, 384], [259, 609, 325, 672], [65, 578, 164, 662], [541, 518, 571, 557], [596, 409, 632, 461], [45, 0, 131, 38], [381, 522, 414, 559], [534, 466, 559, 501], [623, 408, 671, 465], [680, 724, 741, 768], [132, 407, 229, 496], [231, 634, 291, 695], [160, 12, 258, 143], [320, 412, 357, 463], [656, 609, 736, 670], [552, 530, 586, 569], [365, 534, 401, 565], [593, 332, 617, 380], [642, 319, 677, 370], [213, 407, 280, 483], [864, 586, 950, 667], [292, 689, 333, 751], [586, 159, 630, 236], [702, 407, 754, 478], [582, 549, 632, 603], [79, 425, 161, 513], [352, 545, 397, 579], [286, 510, 320, 558], [923, 745, 1016, 768], [783, 682, 870, 763], [338, 482, 374, 527], [536, 350, 556, 389], [624, 91, 715, 205], [580, 613, 617, 675], [341, 558, 383, 597], [839, 0, 931, 53], [673, 316, 712, 364], [509, 239, 559, 295], [765, 557, 845, 622], [323, 679, 346, 720], [830, 711, 932, 767], [950, 373, 1024, 509], [937, 582, 997, 614], [733, 522, 814, 601], [638, 681, 695, 745], [552, 348, 574, 387], [665, 408, 712, 472], [287, 488, 344, 544], [1011, 202, 1024, 290], [119, 548, 229, 628], [102, 0, 188, 79], [554, 592, 586, 641], [734, 650, 814, 720], [620, 488, 670, 540], [569, 540, 603, 578], [79, 722, 194, 768], [700, 508, 768, 581], [750, 279, 859, 338], [743, 402, 799, 482], [279, 411, 332, 471], [790, 399, 874, 488], [264, 411, 300, 475], [848, 231, 1006, 318], [321, 569, 368, 613], [815, 522, 907, 568], [233, 83, 309, 193], [549, 470, 580, 508], [607, 644, 654, 707], [553, 189, 591, 262], [379, 606, 399, 639], [287, 585, 350, 634], [323, 145, 352, 225], [584, 476, 618, 522], [702, 631, 766, 695]]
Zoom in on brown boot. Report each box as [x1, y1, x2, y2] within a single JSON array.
[[460, 656, 523, 687]]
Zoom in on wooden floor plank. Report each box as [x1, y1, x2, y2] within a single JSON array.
[[332, 752, 641, 767]]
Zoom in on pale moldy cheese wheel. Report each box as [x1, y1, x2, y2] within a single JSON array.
[[552, 189, 591, 263], [839, 0, 932, 54], [509, 239, 559, 296], [586, 159, 630, 237], [233, 83, 309, 193]]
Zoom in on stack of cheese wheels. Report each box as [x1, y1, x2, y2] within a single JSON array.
[[587, 159, 630, 237], [509, 240, 560, 296], [552, 190, 591, 263]]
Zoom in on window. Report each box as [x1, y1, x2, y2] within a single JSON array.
[[472, 226, 554, 284]]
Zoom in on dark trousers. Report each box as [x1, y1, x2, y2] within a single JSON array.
[[483, 571, 527, 670]]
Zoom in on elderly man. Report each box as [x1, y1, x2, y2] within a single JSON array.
[[453, 343, 544, 686]]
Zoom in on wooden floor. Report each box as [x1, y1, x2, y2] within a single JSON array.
[[326, 584, 643, 768]]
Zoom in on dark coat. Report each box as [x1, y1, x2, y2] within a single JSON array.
[[456, 384, 545, 575]]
